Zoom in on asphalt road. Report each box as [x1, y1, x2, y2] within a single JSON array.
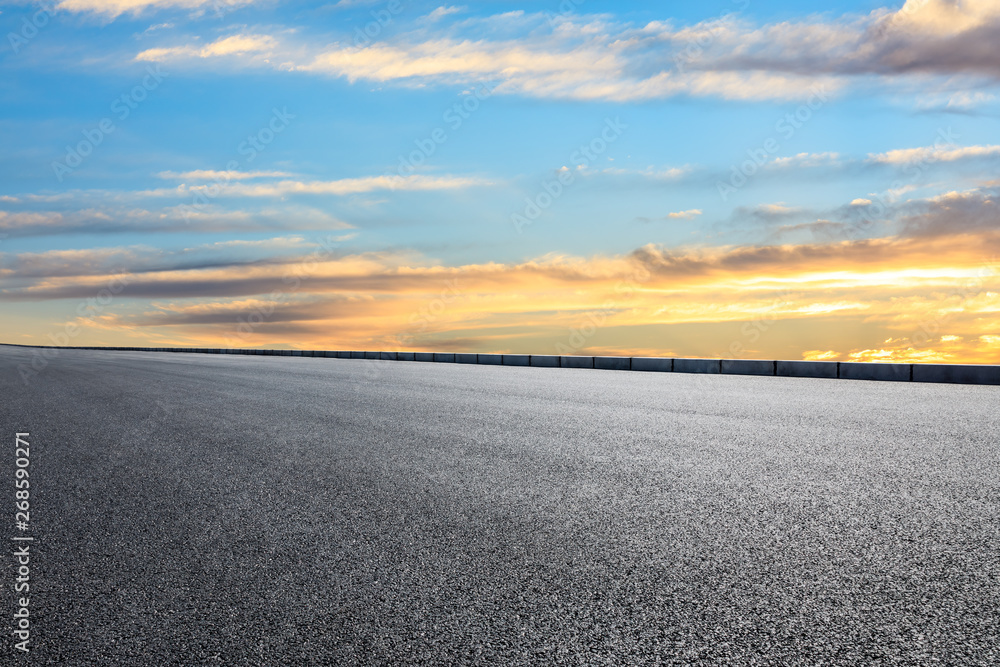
[[1, 345, 998, 666]]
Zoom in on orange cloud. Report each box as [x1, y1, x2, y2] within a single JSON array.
[[4, 229, 998, 363]]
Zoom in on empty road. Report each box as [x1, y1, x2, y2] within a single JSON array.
[[1, 345, 998, 665]]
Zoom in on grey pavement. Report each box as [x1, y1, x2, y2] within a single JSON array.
[[1, 345, 998, 665]]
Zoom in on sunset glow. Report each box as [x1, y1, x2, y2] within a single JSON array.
[[2, 0, 999, 362]]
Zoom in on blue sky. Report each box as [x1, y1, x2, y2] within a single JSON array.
[[2, 0, 999, 361]]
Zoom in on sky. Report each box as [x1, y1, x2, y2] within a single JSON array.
[[1, 0, 999, 362]]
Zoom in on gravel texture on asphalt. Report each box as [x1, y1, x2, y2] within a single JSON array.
[[1, 345, 998, 665]]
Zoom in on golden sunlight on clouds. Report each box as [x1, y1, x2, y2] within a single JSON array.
[[805, 334, 1000, 364], [887, 0, 1000, 36], [6, 233, 997, 363]]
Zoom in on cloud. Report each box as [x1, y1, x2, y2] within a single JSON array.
[[201, 174, 491, 197], [6, 229, 997, 362], [132, 297, 339, 327], [740, 184, 1000, 244], [638, 209, 702, 222], [157, 170, 295, 180], [0, 235, 347, 280], [885, 0, 1000, 38], [5, 184, 999, 361], [140, 22, 175, 33], [0, 246, 150, 279], [331, 0, 381, 7], [636, 208, 702, 224], [666, 209, 702, 220], [55, 0, 257, 19], [199, 33, 278, 56], [136, 33, 277, 61], [725, 203, 806, 229], [770, 152, 841, 168], [916, 90, 998, 112], [111, 3, 1000, 102], [947, 91, 997, 108], [706, 142, 999, 189], [0, 211, 68, 231], [202, 236, 317, 249], [756, 203, 799, 215], [426, 6, 463, 21], [6, 174, 490, 208], [805, 330, 1000, 364], [868, 144, 1000, 165], [299, 38, 610, 82], [299, 39, 837, 101], [676, 1, 1000, 81], [0, 205, 354, 237], [601, 166, 691, 180], [897, 187, 1000, 238], [134, 15, 841, 102], [6, 219, 997, 305]]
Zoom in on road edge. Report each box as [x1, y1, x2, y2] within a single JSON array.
[[3, 344, 999, 386]]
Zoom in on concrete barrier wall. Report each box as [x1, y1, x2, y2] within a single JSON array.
[[913, 363, 1000, 385], [632, 357, 672, 372], [674, 358, 721, 374], [561, 356, 594, 369], [839, 362, 910, 382], [6, 344, 1000, 386], [777, 360, 838, 379], [721, 359, 776, 376], [595, 357, 631, 371]]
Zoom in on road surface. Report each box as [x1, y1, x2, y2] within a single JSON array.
[[1, 345, 998, 665]]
